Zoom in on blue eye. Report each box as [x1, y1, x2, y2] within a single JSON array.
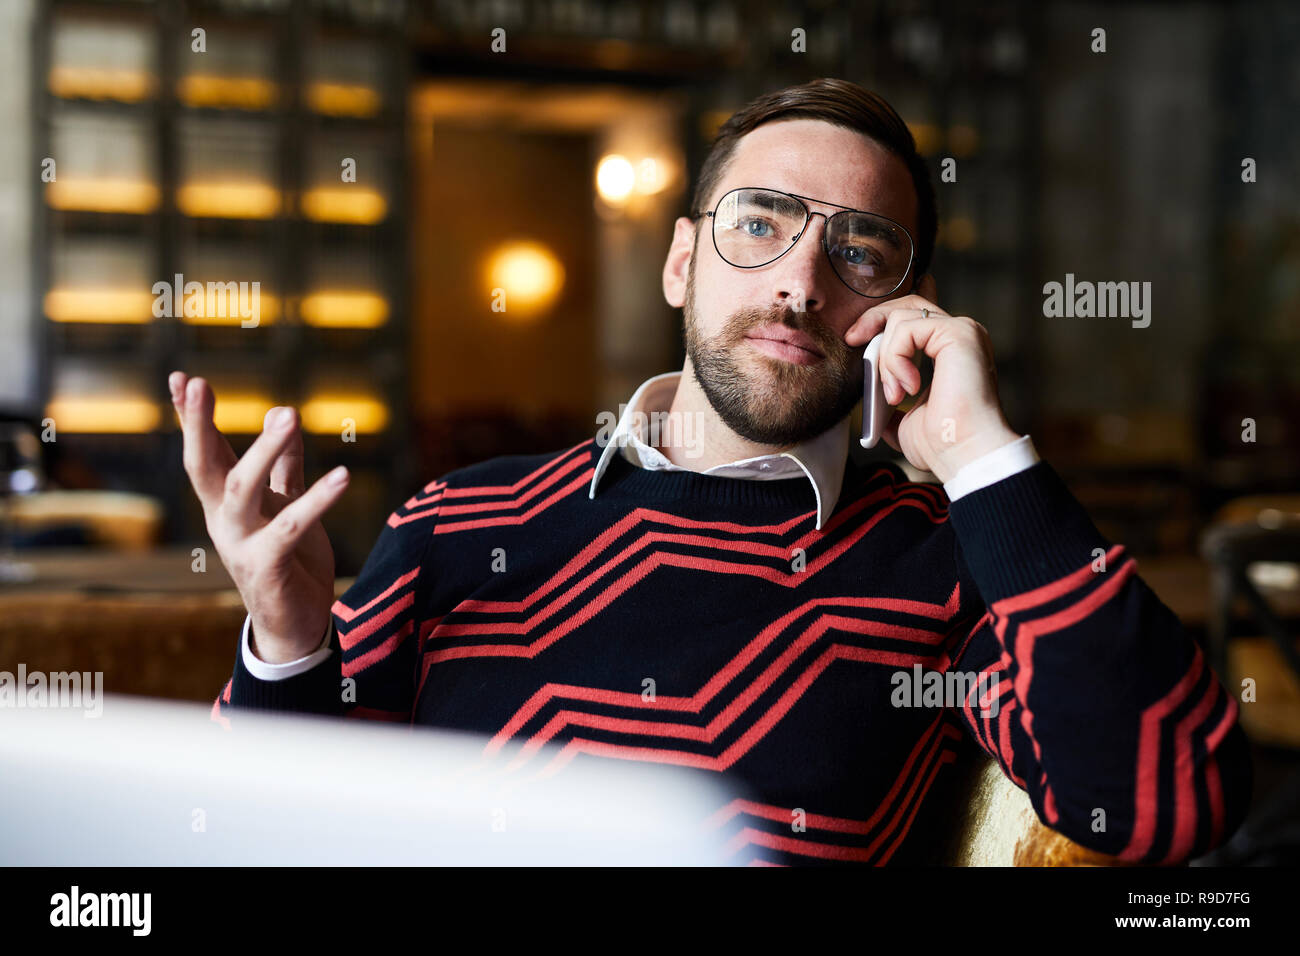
[[740, 218, 775, 238], [833, 244, 879, 268]]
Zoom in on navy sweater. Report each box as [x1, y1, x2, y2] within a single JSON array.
[[213, 438, 1252, 865]]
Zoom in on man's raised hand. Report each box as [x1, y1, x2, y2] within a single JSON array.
[[170, 371, 348, 664]]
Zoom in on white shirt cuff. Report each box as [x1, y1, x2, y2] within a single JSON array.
[[240, 613, 334, 681], [942, 435, 1040, 502]]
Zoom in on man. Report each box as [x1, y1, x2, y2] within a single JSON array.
[[177, 77, 1251, 866]]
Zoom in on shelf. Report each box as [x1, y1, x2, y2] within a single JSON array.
[[34, 0, 412, 550]]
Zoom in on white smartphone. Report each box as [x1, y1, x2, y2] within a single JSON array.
[[859, 333, 891, 449]]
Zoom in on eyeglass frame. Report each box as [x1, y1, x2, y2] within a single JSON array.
[[690, 186, 919, 299]]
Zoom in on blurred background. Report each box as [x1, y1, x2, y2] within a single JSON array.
[[0, 0, 1297, 863]]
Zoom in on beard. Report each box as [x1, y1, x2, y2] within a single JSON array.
[[682, 257, 865, 447]]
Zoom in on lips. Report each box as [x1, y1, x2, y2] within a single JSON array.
[[743, 323, 826, 363]]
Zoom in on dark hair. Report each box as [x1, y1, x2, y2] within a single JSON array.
[[689, 77, 938, 284]]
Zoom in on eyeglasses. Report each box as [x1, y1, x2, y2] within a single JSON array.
[[693, 187, 916, 298]]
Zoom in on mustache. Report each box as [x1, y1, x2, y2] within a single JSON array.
[[724, 305, 846, 357]]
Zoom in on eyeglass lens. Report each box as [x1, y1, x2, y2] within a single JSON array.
[[711, 188, 913, 297]]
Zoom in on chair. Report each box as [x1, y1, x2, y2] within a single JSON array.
[[1201, 498, 1300, 717], [1197, 498, 1300, 863], [936, 742, 1138, 866]]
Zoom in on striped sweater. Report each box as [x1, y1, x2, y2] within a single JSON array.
[[212, 438, 1252, 865]]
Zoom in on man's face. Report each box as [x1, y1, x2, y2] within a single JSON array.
[[667, 118, 921, 447]]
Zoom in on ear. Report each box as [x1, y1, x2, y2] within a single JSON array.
[[662, 216, 698, 308], [916, 272, 938, 302]]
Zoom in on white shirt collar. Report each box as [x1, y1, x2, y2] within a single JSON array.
[[588, 371, 850, 530]]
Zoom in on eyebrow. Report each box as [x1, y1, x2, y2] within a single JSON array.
[[744, 191, 807, 217], [724, 188, 907, 247], [763, 189, 901, 238], [839, 217, 902, 249]]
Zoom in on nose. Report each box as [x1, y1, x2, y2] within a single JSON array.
[[771, 212, 832, 313]]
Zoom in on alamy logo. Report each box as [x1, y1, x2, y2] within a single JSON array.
[[1042, 273, 1151, 328], [49, 886, 151, 936], [152, 273, 260, 327], [595, 407, 705, 460], [891, 664, 1000, 718], [0, 665, 102, 717]]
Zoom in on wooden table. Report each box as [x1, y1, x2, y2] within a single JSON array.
[[0, 548, 353, 703]]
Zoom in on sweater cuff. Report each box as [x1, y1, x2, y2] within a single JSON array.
[[229, 616, 343, 714], [946, 460, 1111, 603], [943, 435, 1039, 501], [242, 613, 334, 680]]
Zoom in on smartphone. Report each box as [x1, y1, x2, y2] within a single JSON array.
[[859, 333, 891, 449]]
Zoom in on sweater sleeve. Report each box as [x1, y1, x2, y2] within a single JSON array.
[[210, 486, 439, 727], [941, 461, 1252, 864]]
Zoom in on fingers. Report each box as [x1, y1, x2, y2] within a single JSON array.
[[221, 405, 301, 528], [844, 292, 949, 346], [861, 309, 930, 403], [266, 406, 306, 499], [880, 317, 943, 404], [877, 312, 979, 404], [172, 372, 238, 511], [259, 465, 349, 555]]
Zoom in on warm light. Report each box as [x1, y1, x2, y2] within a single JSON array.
[[595, 154, 635, 205], [943, 217, 978, 251], [635, 157, 668, 195], [49, 67, 154, 102], [45, 396, 161, 433], [177, 182, 281, 219], [210, 394, 276, 433], [947, 124, 980, 157], [177, 291, 280, 325], [484, 241, 565, 319], [905, 121, 942, 157], [46, 178, 160, 214], [177, 75, 276, 110], [300, 291, 388, 328], [44, 288, 156, 324], [301, 187, 387, 224], [306, 83, 381, 117], [698, 110, 732, 141], [300, 395, 389, 434]]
